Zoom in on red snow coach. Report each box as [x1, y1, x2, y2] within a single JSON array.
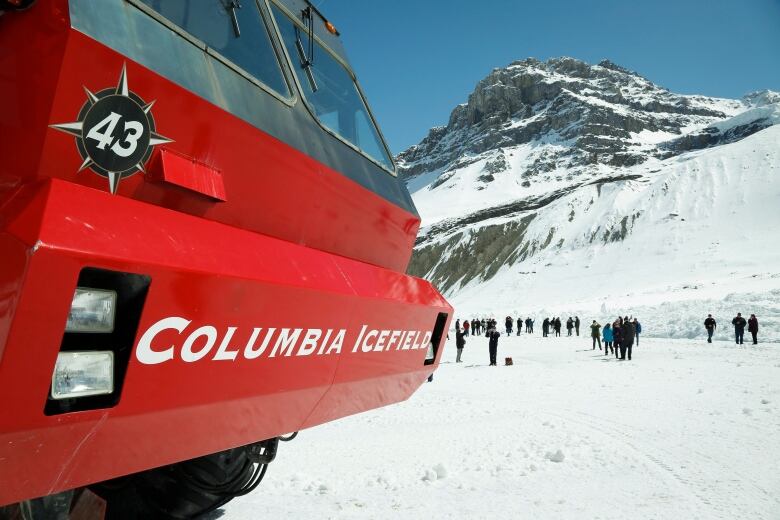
[[0, 0, 451, 517]]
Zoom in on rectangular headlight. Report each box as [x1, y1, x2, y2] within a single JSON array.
[[51, 351, 114, 400], [426, 342, 435, 361], [66, 288, 116, 333]]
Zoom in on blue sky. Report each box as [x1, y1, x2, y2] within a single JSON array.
[[316, 0, 780, 154]]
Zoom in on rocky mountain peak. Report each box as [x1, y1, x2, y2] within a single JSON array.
[[399, 57, 779, 297]]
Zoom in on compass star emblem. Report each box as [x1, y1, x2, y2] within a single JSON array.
[[50, 64, 172, 194]]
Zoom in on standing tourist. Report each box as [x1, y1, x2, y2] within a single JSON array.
[[487, 324, 501, 366], [704, 314, 717, 343], [633, 318, 642, 345], [612, 318, 623, 359], [748, 314, 759, 345], [732, 313, 747, 345], [621, 317, 635, 360], [590, 320, 602, 350], [603, 323, 613, 356], [455, 328, 465, 362]]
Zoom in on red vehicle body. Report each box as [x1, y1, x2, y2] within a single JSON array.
[[0, 0, 450, 514]]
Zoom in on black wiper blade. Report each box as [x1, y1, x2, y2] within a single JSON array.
[[224, 0, 242, 37], [294, 20, 318, 92]]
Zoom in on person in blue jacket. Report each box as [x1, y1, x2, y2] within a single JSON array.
[[603, 323, 614, 355], [633, 318, 642, 345]]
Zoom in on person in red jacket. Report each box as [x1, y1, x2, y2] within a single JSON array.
[[748, 314, 759, 345]]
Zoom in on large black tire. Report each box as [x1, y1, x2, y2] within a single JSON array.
[[92, 440, 277, 519]]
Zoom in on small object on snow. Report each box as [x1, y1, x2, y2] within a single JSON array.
[[505, 357, 513, 366], [545, 450, 565, 463], [761, 399, 770, 404], [742, 408, 753, 415]]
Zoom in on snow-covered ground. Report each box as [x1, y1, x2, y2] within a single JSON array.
[[223, 335, 780, 519]]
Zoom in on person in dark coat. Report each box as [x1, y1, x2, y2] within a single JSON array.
[[612, 318, 623, 359], [704, 314, 716, 343], [516, 317, 522, 336], [566, 317, 574, 336], [732, 313, 747, 345], [480, 318, 486, 333], [633, 318, 642, 345], [486, 326, 500, 366], [505, 316, 513, 336], [455, 319, 461, 332], [574, 316, 581, 336], [621, 317, 635, 360], [747, 314, 758, 345], [463, 319, 470, 337], [542, 318, 550, 337], [590, 320, 602, 350], [455, 328, 466, 362], [554, 318, 562, 337]]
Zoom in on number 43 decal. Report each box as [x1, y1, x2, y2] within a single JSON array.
[[51, 64, 172, 194], [86, 112, 144, 158]]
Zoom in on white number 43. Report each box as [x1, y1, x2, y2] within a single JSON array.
[[86, 111, 144, 158]]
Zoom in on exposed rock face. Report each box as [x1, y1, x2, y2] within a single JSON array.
[[399, 57, 779, 295]]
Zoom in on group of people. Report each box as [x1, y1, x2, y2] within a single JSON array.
[[541, 317, 582, 337], [704, 313, 760, 345], [453, 310, 763, 367], [589, 317, 642, 361], [453, 315, 643, 365], [455, 317, 535, 338]]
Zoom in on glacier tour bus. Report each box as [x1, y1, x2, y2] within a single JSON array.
[[0, 0, 451, 517]]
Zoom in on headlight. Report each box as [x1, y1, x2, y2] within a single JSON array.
[[51, 351, 114, 399], [66, 288, 116, 333], [426, 342, 435, 361]]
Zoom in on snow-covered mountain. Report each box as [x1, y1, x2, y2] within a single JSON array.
[[400, 57, 780, 341]]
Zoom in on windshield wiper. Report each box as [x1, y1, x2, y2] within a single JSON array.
[[295, 7, 318, 92], [223, 0, 242, 38]]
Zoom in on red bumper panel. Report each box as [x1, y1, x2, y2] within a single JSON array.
[[0, 179, 451, 505]]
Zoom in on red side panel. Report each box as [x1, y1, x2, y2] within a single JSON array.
[[0, 180, 451, 505]]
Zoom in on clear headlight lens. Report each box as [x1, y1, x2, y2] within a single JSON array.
[[66, 288, 116, 333], [51, 351, 114, 400]]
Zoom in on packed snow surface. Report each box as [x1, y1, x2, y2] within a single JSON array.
[[223, 335, 780, 519]]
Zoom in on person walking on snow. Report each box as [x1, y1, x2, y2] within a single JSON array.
[[566, 317, 574, 336], [621, 317, 635, 360], [455, 328, 465, 363], [517, 317, 522, 336], [590, 320, 602, 350], [542, 318, 550, 337], [463, 319, 470, 337], [633, 318, 642, 345], [486, 325, 501, 366], [603, 323, 613, 355], [704, 314, 716, 343], [732, 313, 747, 345], [505, 316, 513, 336], [554, 318, 562, 337], [748, 314, 759, 345], [575, 316, 581, 336]]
